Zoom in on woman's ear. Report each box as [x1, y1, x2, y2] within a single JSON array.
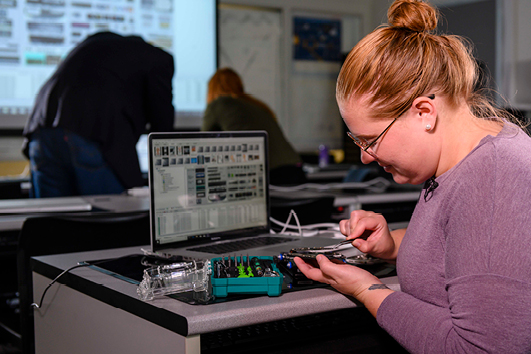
[[412, 95, 437, 131]]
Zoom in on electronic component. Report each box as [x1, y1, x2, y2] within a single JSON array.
[[275, 247, 386, 288], [278, 247, 384, 266]]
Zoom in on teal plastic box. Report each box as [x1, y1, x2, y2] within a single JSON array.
[[211, 256, 283, 297]]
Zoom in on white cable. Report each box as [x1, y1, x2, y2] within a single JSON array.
[[270, 213, 344, 239], [279, 209, 302, 236], [278, 211, 293, 234], [270, 217, 339, 231]]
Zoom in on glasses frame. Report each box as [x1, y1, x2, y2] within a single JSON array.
[[347, 119, 396, 159], [346, 94, 435, 159]]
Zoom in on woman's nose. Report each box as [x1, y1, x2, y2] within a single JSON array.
[[360, 150, 376, 164]]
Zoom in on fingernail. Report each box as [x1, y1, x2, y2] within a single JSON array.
[[353, 240, 360, 248]]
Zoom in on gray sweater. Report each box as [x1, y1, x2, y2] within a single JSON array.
[[378, 123, 531, 353]]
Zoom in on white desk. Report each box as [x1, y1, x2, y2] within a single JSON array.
[[32, 247, 404, 354], [0, 193, 150, 231]]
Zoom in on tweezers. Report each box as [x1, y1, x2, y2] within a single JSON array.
[[325, 239, 354, 249], [294, 239, 353, 253]]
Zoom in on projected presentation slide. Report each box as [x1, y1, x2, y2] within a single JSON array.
[[0, 0, 217, 128]]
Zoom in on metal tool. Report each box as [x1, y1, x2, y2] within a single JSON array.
[[301, 239, 354, 252]]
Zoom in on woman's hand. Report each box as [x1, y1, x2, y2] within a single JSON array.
[[339, 210, 399, 261], [293, 255, 393, 317]]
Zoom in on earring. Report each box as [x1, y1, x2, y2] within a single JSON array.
[[425, 124, 432, 131]]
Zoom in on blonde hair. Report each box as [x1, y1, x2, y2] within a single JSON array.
[[336, 0, 512, 122], [207, 67, 277, 119]]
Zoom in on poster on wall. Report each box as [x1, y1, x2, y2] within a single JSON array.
[[290, 15, 343, 151], [293, 17, 342, 62]]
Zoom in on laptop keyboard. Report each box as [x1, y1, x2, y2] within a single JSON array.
[[187, 236, 294, 254]]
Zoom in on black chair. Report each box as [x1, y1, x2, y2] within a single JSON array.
[[17, 211, 150, 354]]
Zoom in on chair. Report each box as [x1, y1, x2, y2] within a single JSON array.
[[17, 211, 150, 354]]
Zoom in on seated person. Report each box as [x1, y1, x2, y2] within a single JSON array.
[[202, 68, 306, 185]]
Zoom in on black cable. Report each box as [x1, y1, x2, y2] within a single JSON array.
[[31, 264, 87, 309], [31, 254, 139, 310]]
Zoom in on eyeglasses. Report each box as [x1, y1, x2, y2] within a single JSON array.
[[347, 119, 396, 159], [346, 94, 435, 159]]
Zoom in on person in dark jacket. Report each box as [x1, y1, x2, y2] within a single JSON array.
[[23, 31, 174, 197]]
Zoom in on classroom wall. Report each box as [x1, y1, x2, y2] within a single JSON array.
[[2, 0, 529, 165], [218, 0, 531, 152], [217, 0, 380, 152]]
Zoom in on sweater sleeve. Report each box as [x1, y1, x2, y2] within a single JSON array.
[[378, 275, 531, 353]]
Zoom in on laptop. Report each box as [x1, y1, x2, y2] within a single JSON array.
[[147, 131, 337, 259]]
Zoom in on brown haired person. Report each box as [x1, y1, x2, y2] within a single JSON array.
[[294, 1, 531, 353], [202, 68, 306, 185]]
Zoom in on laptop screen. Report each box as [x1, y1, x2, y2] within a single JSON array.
[[148, 131, 270, 251]]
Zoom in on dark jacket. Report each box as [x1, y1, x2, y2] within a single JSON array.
[[23, 31, 175, 188]]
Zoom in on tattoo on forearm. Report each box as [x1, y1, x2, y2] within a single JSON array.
[[368, 284, 390, 290]]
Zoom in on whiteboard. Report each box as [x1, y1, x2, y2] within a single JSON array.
[[218, 5, 282, 121]]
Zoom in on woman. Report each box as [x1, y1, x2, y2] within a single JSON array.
[[202, 68, 306, 185], [294, 1, 531, 353]]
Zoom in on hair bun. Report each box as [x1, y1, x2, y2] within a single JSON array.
[[387, 0, 438, 32]]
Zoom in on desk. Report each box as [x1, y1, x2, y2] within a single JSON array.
[[0, 193, 150, 232], [32, 247, 403, 354], [303, 164, 352, 182], [0, 193, 151, 349]]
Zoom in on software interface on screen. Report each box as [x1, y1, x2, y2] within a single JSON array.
[[0, 0, 217, 128], [151, 136, 268, 246]]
